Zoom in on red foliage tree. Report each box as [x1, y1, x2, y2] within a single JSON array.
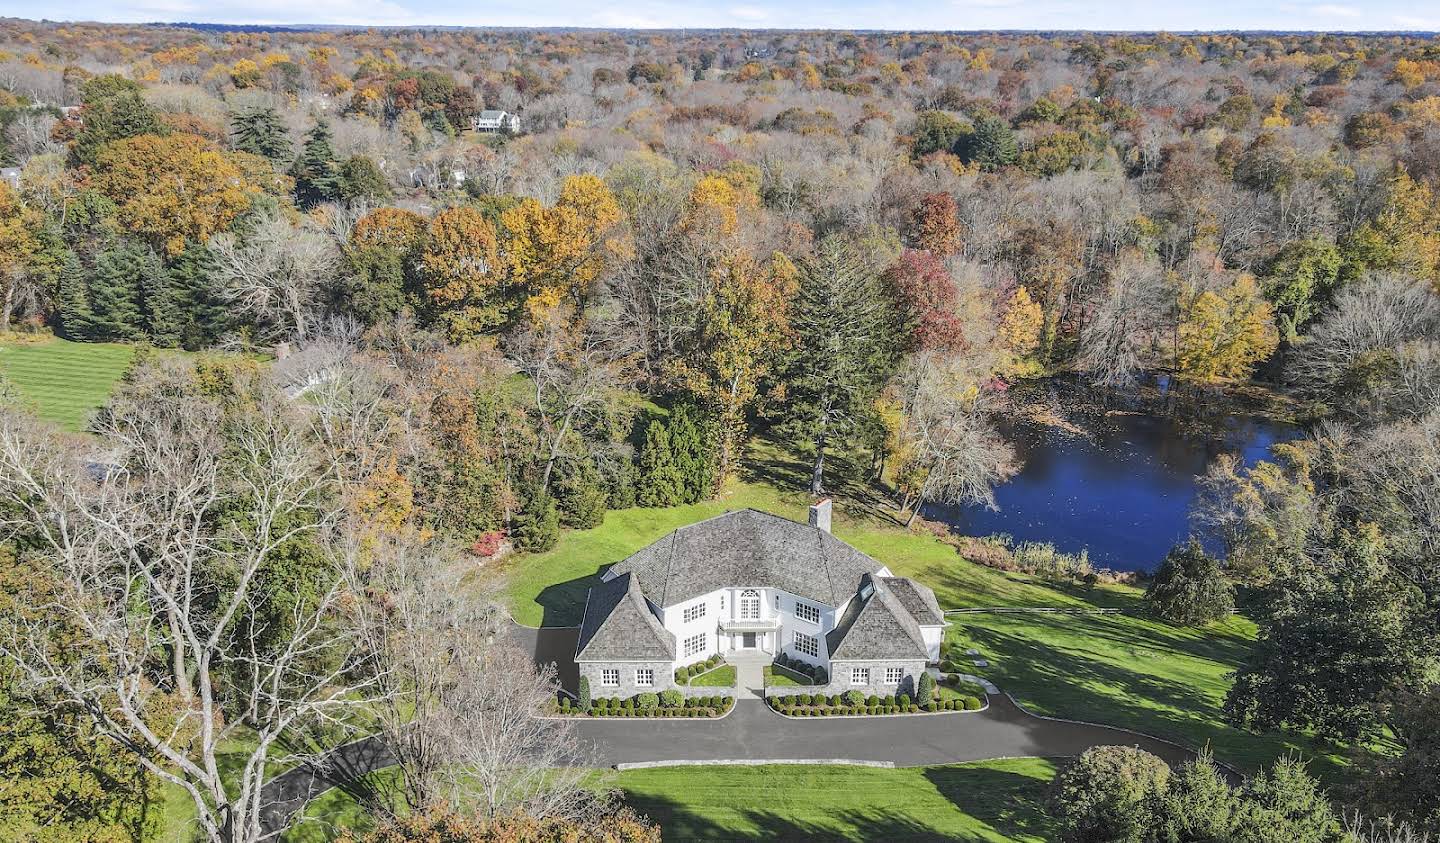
[[884, 249, 966, 354]]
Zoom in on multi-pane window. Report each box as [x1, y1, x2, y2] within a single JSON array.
[[739, 589, 760, 619], [600, 669, 619, 687], [683, 602, 706, 623], [884, 667, 903, 685], [635, 668, 653, 687], [683, 633, 706, 658], [794, 631, 819, 658], [795, 602, 821, 624], [851, 667, 870, 685]]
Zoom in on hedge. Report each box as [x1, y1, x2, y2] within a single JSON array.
[[765, 695, 983, 717], [569, 694, 734, 717]]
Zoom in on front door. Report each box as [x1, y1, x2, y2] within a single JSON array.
[[742, 632, 756, 649]]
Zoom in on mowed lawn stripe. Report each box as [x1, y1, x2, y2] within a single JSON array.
[[0, 339, 134, 431]]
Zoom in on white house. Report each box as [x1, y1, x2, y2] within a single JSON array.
[[471, 109, 520, 134], [574, 502, 947, 697]]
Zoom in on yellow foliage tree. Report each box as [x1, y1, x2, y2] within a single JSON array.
[[1176, 274, 1279, 383], [87, 133, 257, 256], [500, 174, 628, 319], [997, 285, 1044, 356], [0, 182, 40, 330], [418, 207, 502, 341]]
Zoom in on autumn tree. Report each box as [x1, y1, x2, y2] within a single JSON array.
[[0, 182, 39, 331], [911, 192, 962, 256], [418, 206, 503, 341], [1176, 273, 1279, 383], [500, 174, 629, 318], [87, 133, 257, 256], [884, 249, 966, 354]]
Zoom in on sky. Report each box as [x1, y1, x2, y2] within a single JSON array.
[[1, 0, 1437, 32]]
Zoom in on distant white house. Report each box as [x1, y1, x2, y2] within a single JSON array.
[[471, 109, 520, 134], [0, 168, 20, 190]]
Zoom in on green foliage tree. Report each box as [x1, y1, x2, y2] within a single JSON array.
[[554, 458, 608, 529], [511, 492, 559, 552], [1263, 238, 1342, 341], [229, 106, 291, 163], [291, 120, 342, 207], [1049, 745, 1171, 843], [780, 236, 898, 494], [339, 154, 391, 201], [71, 77, 164, 167], [667, 403, 715, 503], [1151, 750, 1239, 841], [86, 239, 164, 341], [916, 671, 935, 706], [1145, 540, 1235, 626], [577, 676, 591, 711], [637, 419, 684, 507], [55, 251, 95, 341], [1233, 756, 1342, 839], [910, 110, 967, 158], [959, 116, 1019, 170]]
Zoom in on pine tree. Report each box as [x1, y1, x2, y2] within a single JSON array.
[[637, 420, 684, 507], [667, 403, 715, 504], [780, 236, 899, 495], [165, 242, 228, 349], [230, 107, 292, 163], [56, 252, 95, 341], [511, 492, 559, 552], [960, 116, 1019, 170], [87, 240, 158, 341], [291, 120, 342, 207]]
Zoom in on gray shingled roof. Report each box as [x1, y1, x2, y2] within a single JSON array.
[[825, 574, 931, 661], [882, 577, 944, 626], [574, 572, 675, 662], [605, 509, 884, 608]]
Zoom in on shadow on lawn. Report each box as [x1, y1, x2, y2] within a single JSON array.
[[959, 621, 1346, 778], [532, 563, 612, 627], [622, 764, 1056, 841]]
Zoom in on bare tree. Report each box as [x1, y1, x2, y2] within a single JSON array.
[[1077, 251, 1175, 388], [210, 212, 340, 345], [352, 535, 597, 821], [0, 364, 386, 843]]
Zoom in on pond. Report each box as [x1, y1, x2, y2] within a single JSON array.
[[921, 387, 1298, 573]]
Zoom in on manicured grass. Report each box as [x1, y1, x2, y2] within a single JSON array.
[[947, 612, 1346, 776], [612, 759, 1060, 841], [286, 760, 1060, 842], [763, 664, 814, 687], [687, 664, 737, 687], [0, 337, 134, 431], [937, 681, 988, 702]]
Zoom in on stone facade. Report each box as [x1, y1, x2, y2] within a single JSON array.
[[773, 659, 925, 699], [579, 660, 674, 698]]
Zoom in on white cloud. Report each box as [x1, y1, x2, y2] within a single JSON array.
[[729, 5, 769, 20], [1394, 14, 1440, 30], [1311, 4, 1360, 17]]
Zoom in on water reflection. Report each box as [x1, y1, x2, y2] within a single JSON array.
[[922, 407, 1297, 572]]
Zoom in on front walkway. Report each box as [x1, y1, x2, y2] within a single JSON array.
[[726, 650, 770, 698]]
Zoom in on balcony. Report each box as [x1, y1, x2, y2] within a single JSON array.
[[718, 616, 781, 633]]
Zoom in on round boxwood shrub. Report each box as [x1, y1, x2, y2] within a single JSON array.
[[926, 702, 938, 712], [795, 693, 809, 706], [635, 692, 659, 710], [940, 659, 954, 672], [899, 694, 911, 708], [659, 689, 683, 708], [888, 705, 899, 714], [844, 690, 864, 706], [814, 667, 829, 684], [946, 673, 960, 685], [865, 694, 878, 707], [963, 696, 982, 711]]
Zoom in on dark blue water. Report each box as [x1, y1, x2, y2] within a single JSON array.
[[922, 409, 1297, 572]]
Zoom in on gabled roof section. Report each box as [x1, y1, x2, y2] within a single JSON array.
[[881, 577, 945, 626], [574, 572, 675, 662], [604, 509, 884, 608], [825, 574, 931, 661]]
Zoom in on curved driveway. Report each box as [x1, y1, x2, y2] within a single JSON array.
[[258, 623, 1204, 834]]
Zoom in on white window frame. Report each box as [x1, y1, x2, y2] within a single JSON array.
[[635, 668, 653, 687], [739, 589, 760, 620], [683, 632, 706, 658], [851, 667, 869, 685], [794, 631, 819, 658], [600, 669, 619, 687], [884, 667, 903, 685], [683, 602, 706, 623], [795, 602, 820, 624]]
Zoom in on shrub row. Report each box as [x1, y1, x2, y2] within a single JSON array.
[[766, 695, 982, 716], [557, 694, 735, 717], [675, 653, 724, 683], [773, 653, 829, 684]]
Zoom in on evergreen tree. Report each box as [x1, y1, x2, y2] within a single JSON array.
[[637, 420, 684, 507], [339, 155, 391, 201], [71, 90, 164, 167], [56, 252, 95, 341], [916, 672, 935, 706], [291, 120, 342, 207], [667, 403, 715, 503], [87, 240, 161, 341], [229, 107, 292, 163], [960, 116, 1019, 170], [780, 236, 899, 495], [554, 459, 608, 529], [511, 492, 559, 552], [1145, 540, 1235, 626], [165, 242, 229, 349]]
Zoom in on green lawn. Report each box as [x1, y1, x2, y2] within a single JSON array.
[[687, 664, 737, 687], [611, 759, 1059, 841], [286, 759, 1060, 842], [763, 664, 814, 687], [0, 337, 134, 431]]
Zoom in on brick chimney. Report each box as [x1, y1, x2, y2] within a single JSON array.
[[808, 498, 832, 533]]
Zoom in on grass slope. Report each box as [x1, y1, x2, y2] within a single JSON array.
[[0, 338, 134, 431]]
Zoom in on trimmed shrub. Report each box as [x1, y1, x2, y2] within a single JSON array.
[[946, 673, 960, 685], [675, 668, 686, 683], [899, 694, 911, 708], [926, 702, 938, 712], [844, 690, 864, 706], [578, 677, 591, 711], [909, 705, 919, 713], [866, 694, 878, 707], [814, 667, 828, 684], [963, 696, 982, 710], [659, 689, 683, 708], [621, 698, 634, 710], [918, 672, 936, 706], [798, 693, 812, 706], [940, 659, 954, 672], [781, 695, 794, 706], [635, 692, 659, 710]]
